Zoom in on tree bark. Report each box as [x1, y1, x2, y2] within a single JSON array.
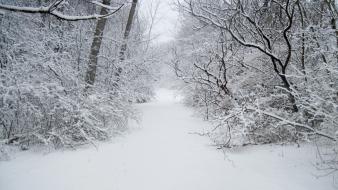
[[325, 0, 338, 48], [296, 1, 307, 82], [119, 0, 138, 62], [112, 0, 138, 87], [85, 0, 110, 86]]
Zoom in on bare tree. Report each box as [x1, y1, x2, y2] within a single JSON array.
[[144, 0, 161, 51], [183, 0, 300, 112]]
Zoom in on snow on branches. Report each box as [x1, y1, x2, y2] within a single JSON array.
[[173, 0, 338, 145], [0, 0, 124, 21]]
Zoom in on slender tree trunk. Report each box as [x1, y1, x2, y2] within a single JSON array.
[[119, 0, 138, 62], [85, 0, 110, 86], [113, 0, 138, 87], [297, 1, 307, 82]]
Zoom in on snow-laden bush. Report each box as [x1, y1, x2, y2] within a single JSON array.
[[0, 82, 134, 148], [173, 0, 338, 148]]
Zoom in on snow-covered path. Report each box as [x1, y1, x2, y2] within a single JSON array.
[[0, 89, 335, 190]]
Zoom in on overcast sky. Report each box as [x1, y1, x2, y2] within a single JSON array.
[[139, 0, 179, 44]]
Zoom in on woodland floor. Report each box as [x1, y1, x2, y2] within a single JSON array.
[[0, 88, 336, 190]]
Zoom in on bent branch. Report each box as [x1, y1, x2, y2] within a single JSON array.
[[0, 1, 124, 21]]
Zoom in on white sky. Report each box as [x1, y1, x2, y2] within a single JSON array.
[[139, 0, 179, 44]]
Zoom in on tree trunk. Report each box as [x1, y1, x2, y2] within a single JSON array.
[[296, 1, 307, 81], [85, 0, 110, 86], [325, 0, 338, 48], [119, 0, 138, 62], [113, 0, 138, 87]]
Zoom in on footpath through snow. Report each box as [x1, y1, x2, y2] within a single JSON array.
[[0, 88, 336, 190]]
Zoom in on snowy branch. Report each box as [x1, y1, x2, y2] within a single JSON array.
[[247, 107, 337, 142], [91, 1, 122, 10], [0, 1, 124, 21]]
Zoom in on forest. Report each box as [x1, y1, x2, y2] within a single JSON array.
[[0, 0, 337, 189]]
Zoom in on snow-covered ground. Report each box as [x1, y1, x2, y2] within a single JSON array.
[[0, 89, 336, 190]]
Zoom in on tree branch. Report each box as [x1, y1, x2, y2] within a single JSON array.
[[0, 1, 124, 21], [247, 106, 337, 141]]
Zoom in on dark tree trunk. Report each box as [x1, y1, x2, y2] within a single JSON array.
[[119, 0, 138, 62], [113, 0, 138, 87], [85, 0, 110, 86]]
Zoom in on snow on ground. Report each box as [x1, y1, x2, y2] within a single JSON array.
[[0, 88, 336, 190]]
